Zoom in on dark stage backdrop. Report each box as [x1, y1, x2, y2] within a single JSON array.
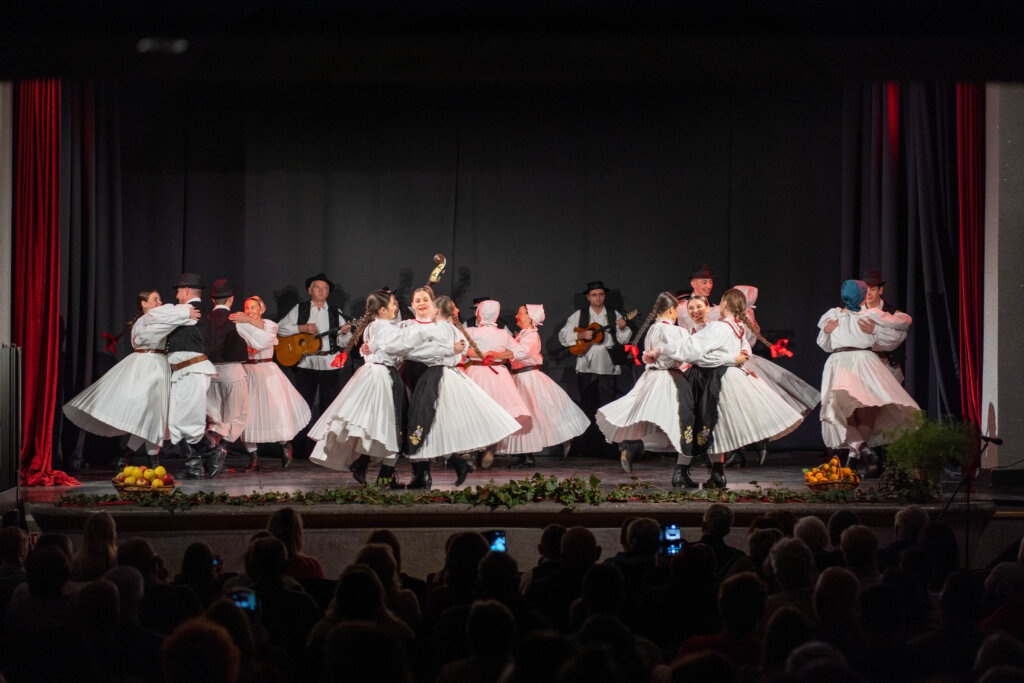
[[68, 83, 846, 460]]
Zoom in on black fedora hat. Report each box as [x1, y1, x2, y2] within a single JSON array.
[[174, 272, 204, 290], [690, 264, 715, 279], [864, 270, 886, 287], [210, 278, 236, 299], [305, 272, 335, 292], [584, 280, 608, 294]]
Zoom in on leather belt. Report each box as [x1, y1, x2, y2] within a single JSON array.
[[244, 358, 274, 364], [170, 354, 209, 372], [832, 347, 871, 353], [510, 365, 539, 375], [133, 349, 166, 355]]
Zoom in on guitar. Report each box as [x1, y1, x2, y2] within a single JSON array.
[[275, 321, 354, 367], [569, 309, 639, 356]]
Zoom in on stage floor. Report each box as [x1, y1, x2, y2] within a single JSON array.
[[24, 449, 834, 503]]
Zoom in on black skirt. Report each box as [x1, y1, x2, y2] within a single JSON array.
[[383, 365, 409, 455], [667, 368, 695, 458], [686, 365, 727, 456], [405, 365, 444, 455]]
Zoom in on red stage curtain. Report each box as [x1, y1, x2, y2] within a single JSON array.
[[13, 80, 80, 486], [956, 83, 984, 430]]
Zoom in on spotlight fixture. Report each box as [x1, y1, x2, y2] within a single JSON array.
[[136, 37, 189, 55]]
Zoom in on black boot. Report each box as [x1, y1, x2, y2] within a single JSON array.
[[724, 450, 745, 468], [449, 454, 474, 487], [510, 453, 536, 469], [704, 462, 727, 489], [180, 442, 204, 480], [146, 451, 160, 469], [198, 438, 226, 478], [408, 462, 433, 490], [619, 440, 643, 473], [245, 451, 261, 472], [349, 454, 371, 485], [376, 464, 405, 489], [859, 445, 882, 479], [281, 442, 294, 469], [672, 464, 699, 489], [476, 449, 495, 470]]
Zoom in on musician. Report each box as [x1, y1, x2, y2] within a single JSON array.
[[558, 280, 631, 455], [166, 273, 224, 479], [276, 272, 352, 458]]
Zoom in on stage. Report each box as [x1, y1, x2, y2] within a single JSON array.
[[17, 449, 1024, 583]]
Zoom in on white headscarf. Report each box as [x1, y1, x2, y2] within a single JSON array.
[[525, 304, 545, 326], [476, 300, 500, 326]]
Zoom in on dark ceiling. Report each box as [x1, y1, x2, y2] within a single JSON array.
[[3, 1, 1024, 86]]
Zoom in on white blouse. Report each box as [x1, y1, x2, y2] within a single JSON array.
[[816, 307, 910, 353], [134, 304, 196, 350]]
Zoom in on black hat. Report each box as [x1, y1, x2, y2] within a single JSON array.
[[584, 281, 608, 294], [472, 297, 489, 306], [675, 289, 693, 300], [174, 272, 204, 290], [864, 270, 886, 287], [690, 264, 715, 279], [210, 279, 236, 299], [305, 272, 335, 292]]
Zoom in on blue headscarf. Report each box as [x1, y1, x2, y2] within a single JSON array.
[[841, 279, 868, 312]]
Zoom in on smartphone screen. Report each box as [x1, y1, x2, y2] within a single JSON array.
[[483, 530, 506, 552], [230, 590, 257, 611], [660, 523, 683, 556]]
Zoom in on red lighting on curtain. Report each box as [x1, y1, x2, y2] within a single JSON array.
[[885, 82, 901, 168], [956, 83, 984, 432], [13, 80, 80, 486]]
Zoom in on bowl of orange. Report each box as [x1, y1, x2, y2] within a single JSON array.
[[803, 456, 860, 492]]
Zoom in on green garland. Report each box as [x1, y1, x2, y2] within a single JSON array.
[[55, 473, 882, 513]]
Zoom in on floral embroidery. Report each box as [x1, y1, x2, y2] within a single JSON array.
[[696, 426, 710, 446], [684, 426, 694, 444], [409, 426, 423, 446]]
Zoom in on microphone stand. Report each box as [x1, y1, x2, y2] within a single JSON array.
[[936, 435, 999, 570]]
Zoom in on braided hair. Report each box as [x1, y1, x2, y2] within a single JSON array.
[[435, 295, 484, 358], [342, 289, 394, 355], [721, 288, 773, 348], [630, 291, 678, 346]]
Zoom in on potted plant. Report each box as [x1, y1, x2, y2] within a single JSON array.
[[878, 411, 976, 501]]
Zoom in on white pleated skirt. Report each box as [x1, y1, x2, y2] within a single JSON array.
[[820, 349, 920, 449], [63, 353, 170, 445], [744, 355, 821, 417], [243, 362, 311, 443], [500, 367, 590, 454], [407, 367, 521, 461], [711, 366, 804, 453], [596, 369, 685, 453], [464, 365, 532, 430], [308, 363, 397, 471]]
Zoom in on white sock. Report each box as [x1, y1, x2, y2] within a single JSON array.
[[676, 454, 692, 466]]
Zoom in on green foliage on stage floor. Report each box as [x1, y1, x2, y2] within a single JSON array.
[[56, 473, 885, 512]]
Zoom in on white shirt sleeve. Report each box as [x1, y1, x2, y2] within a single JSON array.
[[816, 308, 841, 352], [141, 303, 196, 335], [276, 305, 301, 338], [558, 310, 583, 348], [235, 319, 277, 351], [335, 312, 353, 350], [614, 311, 632, 344]]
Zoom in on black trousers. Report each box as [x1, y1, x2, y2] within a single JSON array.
[[291, 366, 345, 457], [571, 371, 619, 457]]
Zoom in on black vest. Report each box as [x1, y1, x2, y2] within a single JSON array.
[[207, 307, 249, 363], [296, 301, 344, 352], [165, 298, 212, 354]]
